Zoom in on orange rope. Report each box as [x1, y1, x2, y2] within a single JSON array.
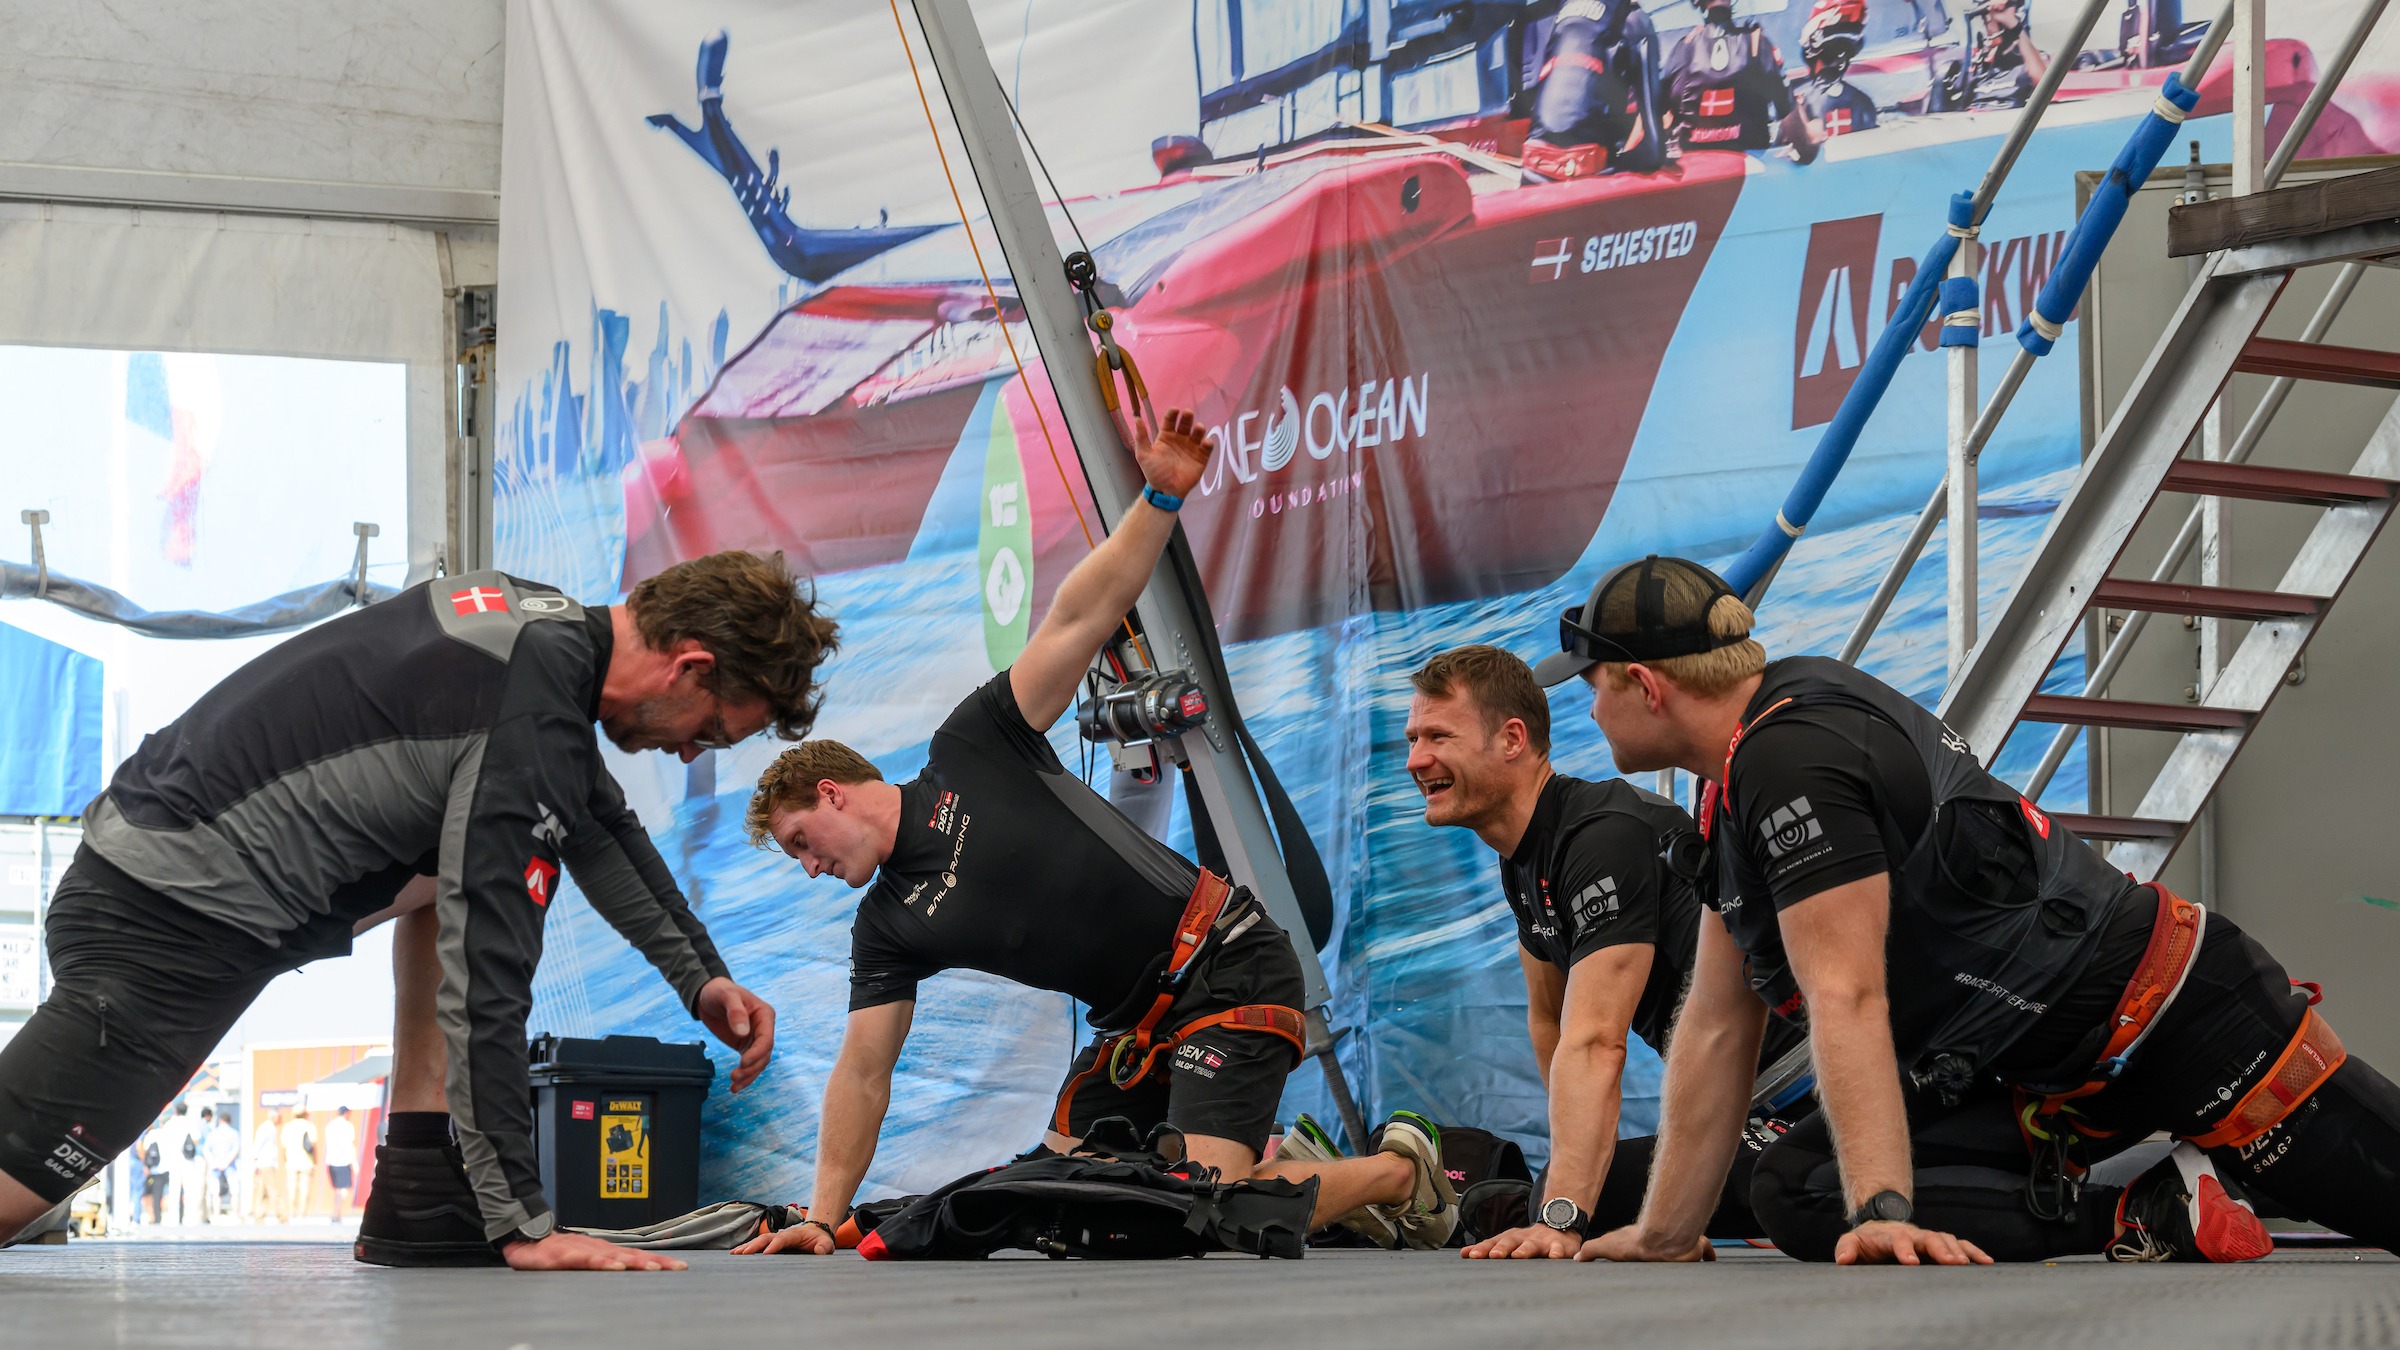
[[888, 0, 1099, 552]]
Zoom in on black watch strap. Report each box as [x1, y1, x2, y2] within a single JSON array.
[[1847, 1190, 1913, 1229]]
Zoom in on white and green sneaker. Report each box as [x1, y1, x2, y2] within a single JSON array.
[[1374, 1111, 1459, 1251]]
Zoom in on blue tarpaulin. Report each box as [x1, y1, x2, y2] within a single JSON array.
[[0, 622, 103, 817]]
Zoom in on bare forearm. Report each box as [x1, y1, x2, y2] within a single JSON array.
[[1636, 1017, 1762, 1246], [807, 1062, 891, 1224], [1806, 995, 1911, 1208], [1543, 1042, 1625, 1210], [1047, 498, 1174, 637]]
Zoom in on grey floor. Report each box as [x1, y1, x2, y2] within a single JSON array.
[[5, 1242, 2397, 1349]]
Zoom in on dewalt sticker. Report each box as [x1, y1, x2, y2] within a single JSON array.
[[600, 1097, 650, 1200]]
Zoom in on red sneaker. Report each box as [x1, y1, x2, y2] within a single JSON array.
[[2106, 1142, 2274, 1263]]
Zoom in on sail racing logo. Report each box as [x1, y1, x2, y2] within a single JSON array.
[[1793, 213, 2075, 430], [1792, 215, 1881, 429], [1198, 373, 1432, 518]]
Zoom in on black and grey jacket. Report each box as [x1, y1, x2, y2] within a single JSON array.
[[83, 570, 731, 1241]]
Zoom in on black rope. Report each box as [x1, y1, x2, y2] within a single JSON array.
[[991, 70, 1094, 262]]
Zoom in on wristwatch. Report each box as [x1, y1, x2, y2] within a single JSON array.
[[1538, 1196, 1591, 1236], [1847, 1190, 1913, 1229]]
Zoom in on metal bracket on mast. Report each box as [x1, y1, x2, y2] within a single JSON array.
[[906, 0, 1368, 1145]]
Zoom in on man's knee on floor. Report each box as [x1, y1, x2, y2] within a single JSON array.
[[1749, 1138, 1845, 1261]]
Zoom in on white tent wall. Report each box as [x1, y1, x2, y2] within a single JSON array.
[[0, 0, 506, 582]]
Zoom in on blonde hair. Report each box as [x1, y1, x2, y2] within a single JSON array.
[[1599, 593, 1765, 698], [744, 740, 883, 847]]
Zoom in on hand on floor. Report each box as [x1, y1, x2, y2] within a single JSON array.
[[501, 1231, 687, 1271]]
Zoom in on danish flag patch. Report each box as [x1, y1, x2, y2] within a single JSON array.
[[451, 586, 508, 615], [525, 856, 559, 906]]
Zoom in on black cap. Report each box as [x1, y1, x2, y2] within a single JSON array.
[[1532, 555, 1746, 687]]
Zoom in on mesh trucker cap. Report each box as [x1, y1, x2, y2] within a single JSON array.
[[1532, 555, 1747, 687]]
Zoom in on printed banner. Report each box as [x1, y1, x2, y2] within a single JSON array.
[[500, 0, 2400, 1198]]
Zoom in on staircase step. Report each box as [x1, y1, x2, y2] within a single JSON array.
[[2020, 694, 2252, 733], [2159, 459, 2400, 507], [2089, 578, 2323, 620], [2053, 813, 2185, 842], [2235, 336, 2400, 389]]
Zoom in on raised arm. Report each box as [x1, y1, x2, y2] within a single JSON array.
[[1007, 409, 1212, 731], [735, 999, 915, 1255]]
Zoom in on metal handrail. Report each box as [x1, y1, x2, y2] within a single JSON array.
[[1836, 0, 2397, 669], [1719, 0, 2118, 602]]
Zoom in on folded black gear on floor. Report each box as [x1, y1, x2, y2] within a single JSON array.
[[858, 1118, 1318, 1260]]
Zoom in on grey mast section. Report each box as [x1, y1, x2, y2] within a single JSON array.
[[907, 0, 1331, 1009]]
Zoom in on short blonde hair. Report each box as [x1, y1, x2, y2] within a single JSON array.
[[745, 740, 883, 847], [1599, 593, 1765, 698]]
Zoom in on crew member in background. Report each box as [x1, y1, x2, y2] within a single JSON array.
[[249, 1108, 285, 1224], [324, 1106, 359, 1224], [1406, 645, 1807, 1259], [158, 1102, 205, 1226], [1662, 0, 1820, 161], [735, 410, 1458, 1257], [1953, 0, 2049, 109], [1795, 0, 1879, 137], [0, 550, 829, 1271], [1522, 0, 1668, 179], [280, 1109, 316, 1221], [1553, 556, 2400, 1264], [203, 1107, 241, 1221]]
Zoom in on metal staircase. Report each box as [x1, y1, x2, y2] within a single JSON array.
[[1939, 169, 2400, 881]]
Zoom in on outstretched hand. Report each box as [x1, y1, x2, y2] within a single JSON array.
[[1834, 1221, 1992, 1266], [695, 977, 776, 1093], [503, 1231, 687, 1271], [1462, 1224, 1584, 1259], [1575, 1224, 1716, 1263], [1134, 407, 1211, 502], [732, 1220, 837, 1256]]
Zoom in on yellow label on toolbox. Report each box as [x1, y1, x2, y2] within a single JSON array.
[[599, 1098, 650, 1200]]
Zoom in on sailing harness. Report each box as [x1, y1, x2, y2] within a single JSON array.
[[1052, 869, 1307, 1135], [1702, 690, 2347, 1214]]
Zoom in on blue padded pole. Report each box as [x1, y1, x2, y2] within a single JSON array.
[[1723, 192, 1973, 603], [2017, 76, 2202, 357]]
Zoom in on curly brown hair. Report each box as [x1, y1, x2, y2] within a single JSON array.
[[744, 740, 883, 847], [627, 551, 839, 739]]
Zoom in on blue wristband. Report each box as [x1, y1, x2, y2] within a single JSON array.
[[1141, 483, 1184, 512]]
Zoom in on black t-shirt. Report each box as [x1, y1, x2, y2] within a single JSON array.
[[847, 674, 1199, 1015], [1501, 774, 1699, 1054], [1709, 692, 1936, 1023]]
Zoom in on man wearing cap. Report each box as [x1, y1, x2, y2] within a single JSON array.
[[1540, 555, 2400, 1264], [1403, 644, 1809, 1259]]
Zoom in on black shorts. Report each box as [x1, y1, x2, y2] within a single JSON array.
[[328, 1164, 355, 1190], [0, 848, 321, 1205], [1052, 916, 1306, 1156]]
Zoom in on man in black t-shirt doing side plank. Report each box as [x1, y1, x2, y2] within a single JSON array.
[[1407, 646, 1808, 1259], [1550, 556, 2400, 1265], [732, 409, 1458, 1257]]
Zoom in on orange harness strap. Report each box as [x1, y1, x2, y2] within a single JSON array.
[[2186, 1008, 2347, 1151], [1106, 1003, 1307, 1091], [2040, 884, 2206, 1110]]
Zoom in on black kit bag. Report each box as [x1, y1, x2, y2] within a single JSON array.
[[857, 1118, 1317, 1261]]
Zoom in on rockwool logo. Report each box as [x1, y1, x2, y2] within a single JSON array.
[[1759, 797, 1825, 861], [1791, 215, 1882, 429]]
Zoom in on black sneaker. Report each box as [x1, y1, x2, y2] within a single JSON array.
[[2105, 1142, 2273, 1263], [354, 1144, 506, 1267]]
